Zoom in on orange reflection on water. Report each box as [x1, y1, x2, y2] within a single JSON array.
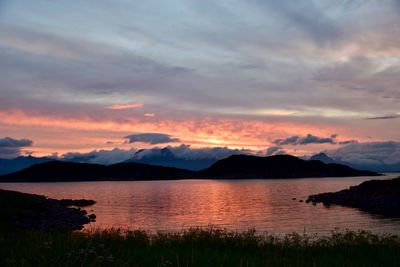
[[1, 176, 400, 235]]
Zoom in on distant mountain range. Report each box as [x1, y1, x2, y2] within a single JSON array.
[[0, 154, 378, 182], [0, 161, 194, 182], [0, 156, 53, 175], [1, 150, 396, 178], [308, 153, 400, 173], [125, 147, 215, 171]]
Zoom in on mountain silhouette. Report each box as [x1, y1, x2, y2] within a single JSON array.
[[0, 156, 53, 175], [0, 154, 379, 182], [199, 154, 378, 179], [309, 152, 400, 173], [0, 160, 194, 182]]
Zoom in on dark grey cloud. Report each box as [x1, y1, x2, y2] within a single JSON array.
[[0, 137, 32, 148], [273, 134, 336, 146], [366, 114, 400, 120], [338, 140, 358, 145], [125, 133, 180, 145], [0, 137, 33, 158]]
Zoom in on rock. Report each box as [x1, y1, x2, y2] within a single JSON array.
[[307, 177, 400, 217], [0, 189, 96, 231], [88, 214, 96, 221]]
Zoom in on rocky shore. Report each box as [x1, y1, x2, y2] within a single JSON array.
[[307, 177, 400, 217], [0, 189, 96, 231]]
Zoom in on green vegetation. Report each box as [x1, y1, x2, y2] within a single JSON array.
[[1, 228, 400, 266]]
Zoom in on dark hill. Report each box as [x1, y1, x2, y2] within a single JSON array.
[[0, 160, 194, 182], [199, 154, 379, 179]]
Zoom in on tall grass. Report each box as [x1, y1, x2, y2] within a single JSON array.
[[1, 228, 400, 266]]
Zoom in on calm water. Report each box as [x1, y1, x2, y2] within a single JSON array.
[[1, 174, 400, 235]]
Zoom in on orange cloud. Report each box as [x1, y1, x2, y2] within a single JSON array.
[[0, 109, 354, 157], [107, 102, 144, 110]]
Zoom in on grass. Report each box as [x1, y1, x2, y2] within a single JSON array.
[[1, 228, 400, 266]]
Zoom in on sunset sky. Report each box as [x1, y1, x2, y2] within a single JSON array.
[[0, 1, 399, 164]]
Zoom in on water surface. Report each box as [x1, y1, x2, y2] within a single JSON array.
[[1, 174, 399, 235]]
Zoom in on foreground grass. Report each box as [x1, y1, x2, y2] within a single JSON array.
[[1, 228, 400, 267]]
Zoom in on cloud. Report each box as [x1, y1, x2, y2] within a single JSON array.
[[338, 140, 358, 145], [325, 141, 400, 171], [265, 146, 286, 156], [165, 144, 251, 160], [366, 114, 400, 120], [1, 1, 400, 156], [273, 133, 358, 146], [273, 134, 336, 146], [0, 137, 33, 158], [125, 133, 180, 144], [58, 144, 251, 165], [107, 102, 144, 110], [59, 148, 137, 165]]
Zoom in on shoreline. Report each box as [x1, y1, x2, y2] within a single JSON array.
[[307, 177, 400, 217], [0, 173, 388, 184], [0, 189, 96, 231]]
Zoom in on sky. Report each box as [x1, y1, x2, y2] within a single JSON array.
[[0, 0, 399, 165]]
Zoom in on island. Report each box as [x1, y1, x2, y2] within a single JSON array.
[[199, 154, 378, 179], [307, 177, 400, 217]]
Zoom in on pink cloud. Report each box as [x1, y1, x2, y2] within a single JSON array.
[[107, 102, 144, 110]]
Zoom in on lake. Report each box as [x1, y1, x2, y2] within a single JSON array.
[[1, 174, 400, 235]]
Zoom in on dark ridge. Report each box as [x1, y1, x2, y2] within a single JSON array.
[[0, 160, 195, 182], [307, 177, 400, 217], [199, 154, 378, 179]]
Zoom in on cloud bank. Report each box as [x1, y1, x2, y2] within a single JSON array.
[[57, 144, 251, 165], [326, 141, 400, 172], [125, 133, 180, 145], [0, 137, 33, 158], [273, 134, 337, 146], [59, 148, 137, 165]]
